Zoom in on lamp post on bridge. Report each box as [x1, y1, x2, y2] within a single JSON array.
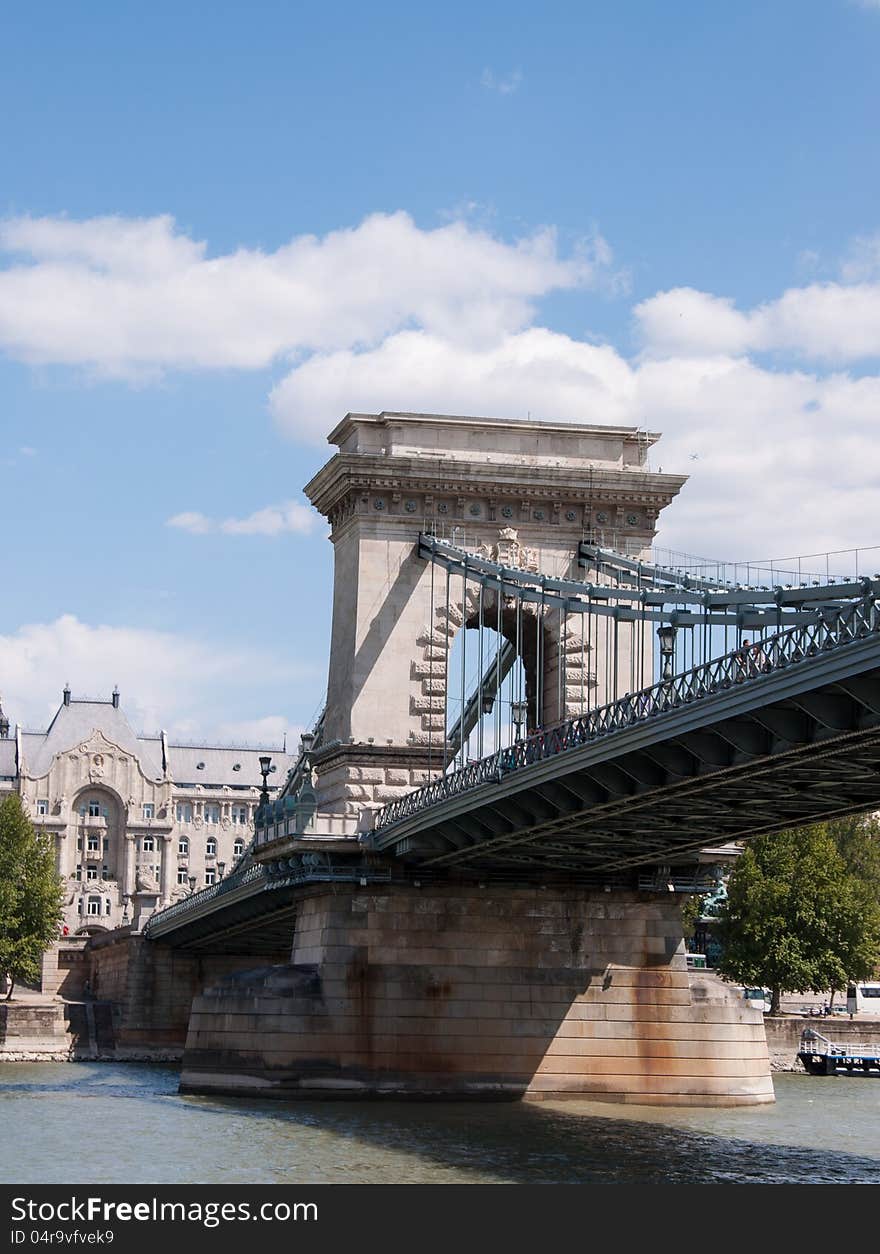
[[657, 624, 677, 711], [511, 700, 528, 742], [657, 624, 677, 681], [258, 755, 272, 809]]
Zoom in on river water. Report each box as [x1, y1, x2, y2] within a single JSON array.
[[2, 1063, 879, 1184]]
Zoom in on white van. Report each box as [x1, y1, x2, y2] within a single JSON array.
[[846, 982, 880, 1014], [743, 987, 772, 1013]]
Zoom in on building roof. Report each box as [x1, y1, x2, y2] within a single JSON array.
[[0, 738, 17, 778], [17, 692, 293, 787], [165, 743, 292, 788], [22, 700, 166, 780]]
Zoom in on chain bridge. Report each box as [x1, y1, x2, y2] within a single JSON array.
[[121, 411, 880, 1105]]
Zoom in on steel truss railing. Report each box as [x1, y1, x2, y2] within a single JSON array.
[[420, 533, 880, 627], [370, 597, 880, 835], [579, 541, 880, 598]]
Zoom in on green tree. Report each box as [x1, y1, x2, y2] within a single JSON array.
[[715, 824, 880, 1014], [826, 814, 880, 896], [680, 893, 704, 942], [0, 794, 64, 999]]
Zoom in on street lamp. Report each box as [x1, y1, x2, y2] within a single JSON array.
[[657, 624, 677, 681], [511, 699, 528, 741], [217, 861, 226, 881], [480, 690, 494, 715], [259, 755, 272, 808], [188, 875, 197, 895]]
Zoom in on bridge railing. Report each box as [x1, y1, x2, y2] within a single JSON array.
[[370, 598, 880, 834], [143, 863, 268, 935]]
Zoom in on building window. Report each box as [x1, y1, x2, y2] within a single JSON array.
[[105, 899, 112, 915], [36, 799, 49, 816], [176, 802, 192, 824], [205, 837, 217, 857], [76, 837, 83, 851], [177, 867, 189, 885], [102, 865, 110, 880], [86, 865, 98, 881], [233, 838, 244, 858], [204, 804, 220, 825], [86, 897, 102, 917], [87, 836, 100, 853], [103, 838, 110, 853], [178, 836, 189, 856], [142, 803, 154, 820], [142, 836, 155, 853], [204, 869, 216, 886], [231, 804, 248, 825], [88, 800, 101, 818]]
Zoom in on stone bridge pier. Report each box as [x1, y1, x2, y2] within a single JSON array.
[[179, 882, 772, 1104]]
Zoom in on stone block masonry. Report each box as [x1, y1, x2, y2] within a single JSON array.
[[180, 884, 773, 1105]]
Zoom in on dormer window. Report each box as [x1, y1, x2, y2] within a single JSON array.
[[196, 762, 205, 770]]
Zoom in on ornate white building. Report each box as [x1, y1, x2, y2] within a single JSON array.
[[0, 688, 292, 934]]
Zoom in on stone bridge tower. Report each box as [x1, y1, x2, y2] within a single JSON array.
[[304, 412, 686, 818]]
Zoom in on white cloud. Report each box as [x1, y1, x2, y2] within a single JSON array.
[[166, 510, 213, 535], [167, 499, 316, 537], [269, 327, 636, 441], [480, 67, 523, 95], [216, 716, 301, 748], [0, 211, 611, 377], [635, 280, 880, 363], [0, 614, 311, 742], [3, 207, 880, 571]]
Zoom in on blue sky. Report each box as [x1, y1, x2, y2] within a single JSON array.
[[2, 0, 879, 742]]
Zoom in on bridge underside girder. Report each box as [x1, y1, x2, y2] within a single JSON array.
[[153, 886, 299, 954], [375, 647, 880, 876]]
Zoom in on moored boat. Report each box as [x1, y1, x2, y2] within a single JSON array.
[[798, 1028, 880, 1076]]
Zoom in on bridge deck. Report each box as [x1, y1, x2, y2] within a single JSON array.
[[368, 614, 880, 874]]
